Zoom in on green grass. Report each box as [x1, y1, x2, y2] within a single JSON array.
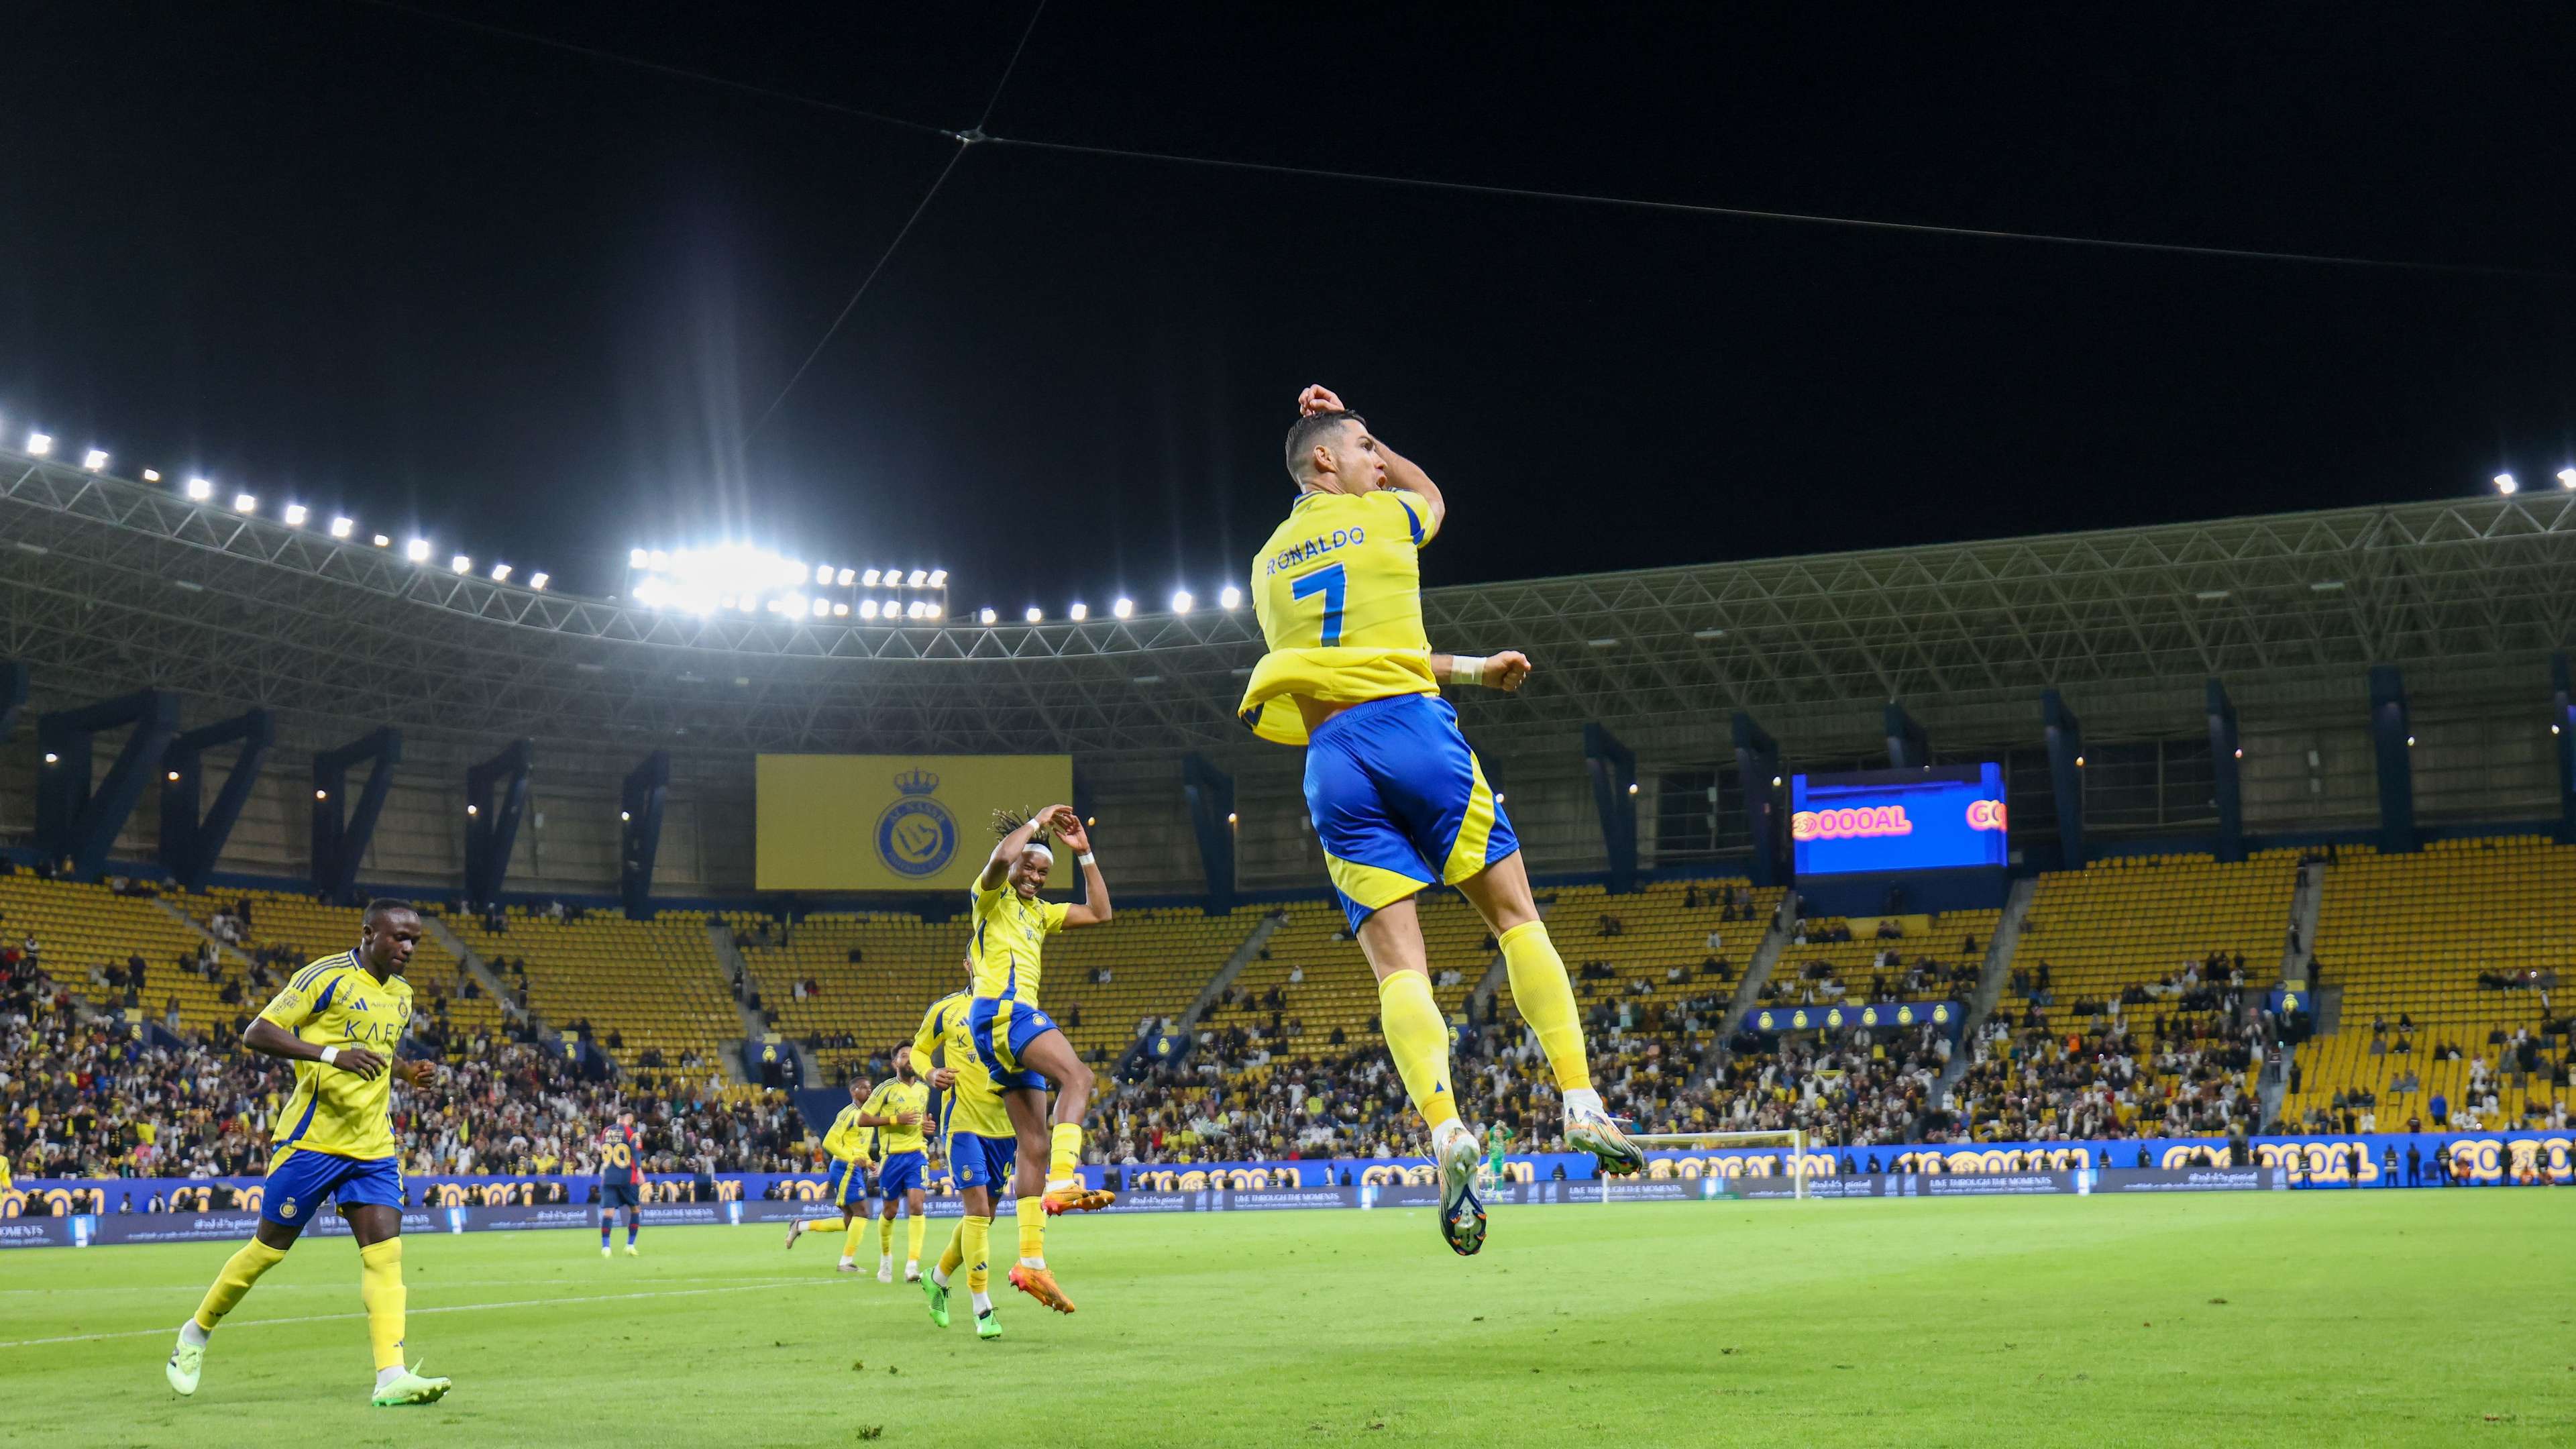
[[5, 1192, 2571, 1447]]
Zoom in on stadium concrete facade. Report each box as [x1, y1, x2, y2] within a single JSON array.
[[6, 443, 2573, 901]]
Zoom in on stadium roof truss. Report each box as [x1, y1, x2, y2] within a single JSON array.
[[5, 451, 2573, 759]]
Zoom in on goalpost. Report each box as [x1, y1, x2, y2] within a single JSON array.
[[1608, 1129, 1812, 1202]]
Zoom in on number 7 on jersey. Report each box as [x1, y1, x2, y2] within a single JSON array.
[[1293, 562, 1346, 646]]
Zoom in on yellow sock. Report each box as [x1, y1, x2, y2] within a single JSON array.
[[936, 1219, 966, 1278], [878, 1216, 894, 1258], [961, 1216, 990, 1293], [1499, 920, 1592, 1093], [840, 1218, 866, 1259], [357, 1238, 406, 1373], [906, 1213, 926, 1265], [800, 1216, 845, 1234], [192, 1238, 288, 1331], [1014, 1193, 1046, 1263], [1048, 1123, 1083, 1180], [1377, 969, 1460, 1129]]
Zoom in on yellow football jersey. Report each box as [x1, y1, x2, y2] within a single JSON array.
[[258, 951, 415, 1165], [912, 991, 1012, 1139], [821, 1104, 873, 1164], [1238, 487, 1444, 745], [967, 878, 1068, 1006], [861, 1077, 932, 1153]]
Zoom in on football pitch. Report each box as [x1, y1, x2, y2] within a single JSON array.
[[6, 1191, 2569, 1447]]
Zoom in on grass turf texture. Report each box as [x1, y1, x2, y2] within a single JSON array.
[[5, 1191, 2569, 1447]]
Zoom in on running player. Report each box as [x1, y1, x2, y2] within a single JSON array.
[[164, 899, 451, 1407], [1236, 384, 1642, 1257], [907, 983, 1010, 1340], [857, 1052, 933, 1283], [968, 806, 1117, 1316], [784, 1081, 879, 1272], [598, 1110, 645, 1257]]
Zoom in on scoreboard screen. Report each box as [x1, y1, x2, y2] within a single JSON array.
[[1790, 763, 2008, 877]]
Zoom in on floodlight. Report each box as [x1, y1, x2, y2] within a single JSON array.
[[330, 516, 354, 538], [82, 449, 108, 471], [1025, 606, 1043, 623], [2496, 472, 2519, 495], [407, 538, 431, 561], [1069, 602, 1089, 621], [490, 563, 512, 582], [142, 469, 161, 482], [928, 569, 947, 588], [814, 563, 833, 585], [529, 572, 549, 591], [832, 602, 848, 616], [283, 503, 309, 526], [233, 493, 258, 513], [1220, 586, 1242, 610], [25, 431, 51, 455], [810, 596, 830, 616], [1171, 590, 1193, 614], [979, 606, 998, 625], [907, 569, 928, 588], [373, 534, 392, 548], [837, 568, 855, 586], [630, 547, 649, 569], [1112, 597, 1134, 619], [2560, 468, 2576, 490], [187, 477, 213, 501], [860, 599, 879, 619], [862, 569, 880, 586]]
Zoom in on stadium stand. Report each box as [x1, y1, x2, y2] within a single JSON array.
[[166, 886, 504, 1047], [2285, 837, 2572, 1134], [0, 872, 243, 1034], [1939, 854, 2296, 1142], [1764, 908, 1998, 1009], [447, 906, 739, 1077], [731, 902, 1268, 1083]]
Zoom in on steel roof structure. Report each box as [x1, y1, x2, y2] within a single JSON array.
[[7, 449, 2573, 762]]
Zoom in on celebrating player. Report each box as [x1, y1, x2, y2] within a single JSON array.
[[598, 1110, 645, 1258], [965, 806, 1118, 1313], [784, 1081, 881, 1272], [164, 900, 452, 1407], [1235, 384, 1643, 1257], [857, 1052, 932, 1282], [908, 980, 1013, 1339]]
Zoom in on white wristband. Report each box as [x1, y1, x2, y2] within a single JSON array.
[[319, 1046, 341, 1067], [1448, 655, 1489, 686], [1077, 852, 1096, 867]]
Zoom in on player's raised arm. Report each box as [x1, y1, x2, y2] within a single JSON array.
[[1297, 384, 1444, 531], [979, 806, 1060, 890], [1428, 650, 1532, 692], [1046, 806, 1114, 928]]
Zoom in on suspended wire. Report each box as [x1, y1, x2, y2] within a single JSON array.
[[973, 0, 1050, 134], [743, 0, 1052, 440], [349, 0, 952, 139], [743, 145, 969, 443], [983, 134, 2576, 283]]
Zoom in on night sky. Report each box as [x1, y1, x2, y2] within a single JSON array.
[[5, 4, 2573, 614]]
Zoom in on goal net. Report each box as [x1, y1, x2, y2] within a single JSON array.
[[1613, 1129, 1812, 1202]]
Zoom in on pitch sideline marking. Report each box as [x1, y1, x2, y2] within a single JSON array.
[[0, 1277, 837, 1350]]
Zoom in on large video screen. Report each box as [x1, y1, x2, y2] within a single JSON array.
[[1790, 763, 2007, 877]]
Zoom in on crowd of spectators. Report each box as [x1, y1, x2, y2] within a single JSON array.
[[1935, 1008, 2261, 1142], [1, 938, 809, 1185]]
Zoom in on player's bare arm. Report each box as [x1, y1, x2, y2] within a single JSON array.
[[1049, 806, 1114, 928], [1428, 651, 1532, 692], [979, 806, 1062, 889], [1296, 384, 1444, 527], [244, 1016, 385, 1079]]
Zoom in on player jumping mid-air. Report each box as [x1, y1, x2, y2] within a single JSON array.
[[1236, 384, 1643, 1257], [598, 1110, 646, 1257], [786, 1080, 883, 1272], [968, 805, 1117, 1315], [857, 1052, 932, 1281], [164, 899, 452, 1407]]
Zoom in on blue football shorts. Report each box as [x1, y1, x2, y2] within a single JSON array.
[[1304, 692, 1519, 932]]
